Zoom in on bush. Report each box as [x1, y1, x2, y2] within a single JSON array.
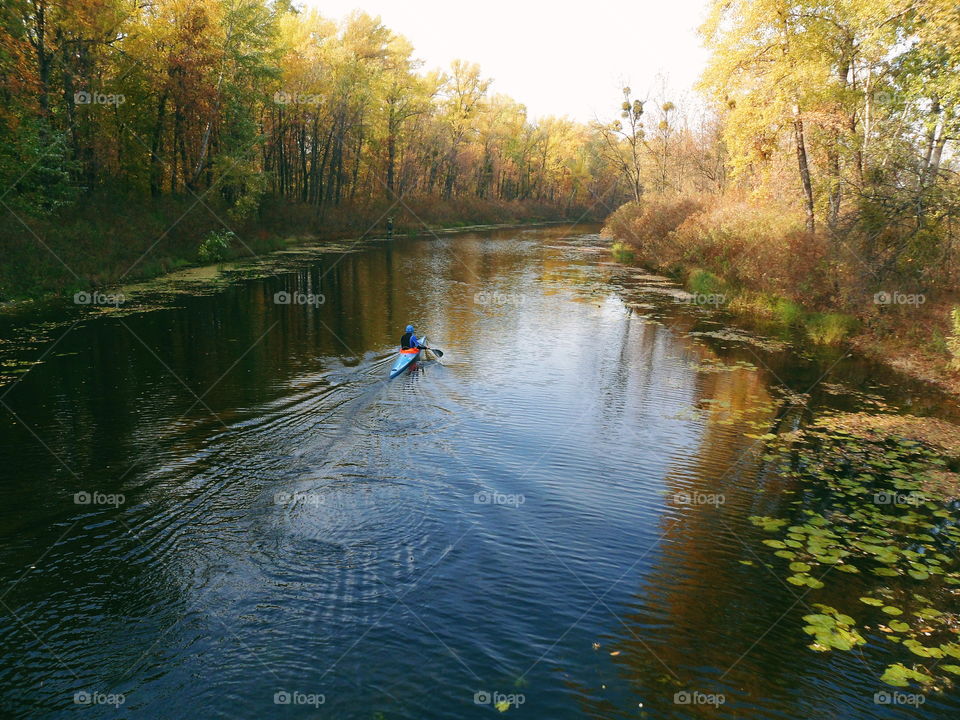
[[602, 197, 704, 264], [603, 194, 840, 308], [198, 230, 235, 264]]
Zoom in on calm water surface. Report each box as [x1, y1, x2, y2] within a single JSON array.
[[0, 225, 956, 718]]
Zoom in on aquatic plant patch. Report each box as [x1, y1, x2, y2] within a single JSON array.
[[747, 416, 960, 690]]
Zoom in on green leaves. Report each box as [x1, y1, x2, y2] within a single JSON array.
[[881, 663, 934, 688], [749, 515, 789, 532], [903, 639, 943, 658], [744, 417, 960, 689], [802, 607, 865, 652]]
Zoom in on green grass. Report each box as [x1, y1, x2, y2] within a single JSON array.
[[805, 312, 857, 345], [702, 283, 855, 345], [688, 268, 727, 296], [610, 241, 635, 262]]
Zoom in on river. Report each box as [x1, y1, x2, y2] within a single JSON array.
[[0, 224, 957, 718]]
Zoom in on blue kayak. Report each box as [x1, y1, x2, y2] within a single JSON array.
[[389, 345, 422, 379]]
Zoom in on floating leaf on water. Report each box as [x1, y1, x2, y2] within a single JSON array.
[[881, 606, 903, 616], [763, 540, 787, 549], [903, 639, 944, 658], [774, 550, 797, 560], [790, 562, 812, 573], [888, 620, 910, 632], [941, 643, 960, 659], [859, 597, 883, 606], [749, 516, 788, 532], [836, 564, 859, 573], [880, 663, 933, 688]]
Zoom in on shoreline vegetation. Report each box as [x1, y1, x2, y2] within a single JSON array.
[[0, 195, 590, 305], [602, 197, 960, 398], [591, 1, 960, 399]]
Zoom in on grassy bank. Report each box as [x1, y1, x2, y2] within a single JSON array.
[[602, 197, 960, 395], [0, 194, 588, 303]]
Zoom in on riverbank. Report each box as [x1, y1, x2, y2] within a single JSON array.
[[602, 198, 960, 398], [0, 193, 591, 305]]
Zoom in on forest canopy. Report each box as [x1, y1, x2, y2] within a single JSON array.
[[0, 0, 620, 221]]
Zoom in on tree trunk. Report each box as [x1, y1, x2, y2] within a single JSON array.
[[150, 92, 168, 197], [793, 114, 815, 233]]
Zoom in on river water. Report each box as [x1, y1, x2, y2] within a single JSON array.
[[0, 224, 957, 718]]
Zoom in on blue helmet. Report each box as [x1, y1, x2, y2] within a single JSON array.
[[405, 325, 414, 333]]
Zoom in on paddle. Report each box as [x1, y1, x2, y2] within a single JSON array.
[[422, 345, 443, 358]]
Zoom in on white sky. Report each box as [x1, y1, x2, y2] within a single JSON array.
[[303, 0, 712, 122]]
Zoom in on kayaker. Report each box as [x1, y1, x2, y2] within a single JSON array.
[[400, 324, 424, 350]]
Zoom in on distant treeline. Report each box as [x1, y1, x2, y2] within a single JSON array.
[[0, 1, 625, 223], [0, 0, 634, 299]]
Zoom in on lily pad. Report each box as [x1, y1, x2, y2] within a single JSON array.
[[880, 663, 933, 687]]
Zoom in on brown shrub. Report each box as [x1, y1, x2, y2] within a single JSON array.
[[602, 197, 704, 265]]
